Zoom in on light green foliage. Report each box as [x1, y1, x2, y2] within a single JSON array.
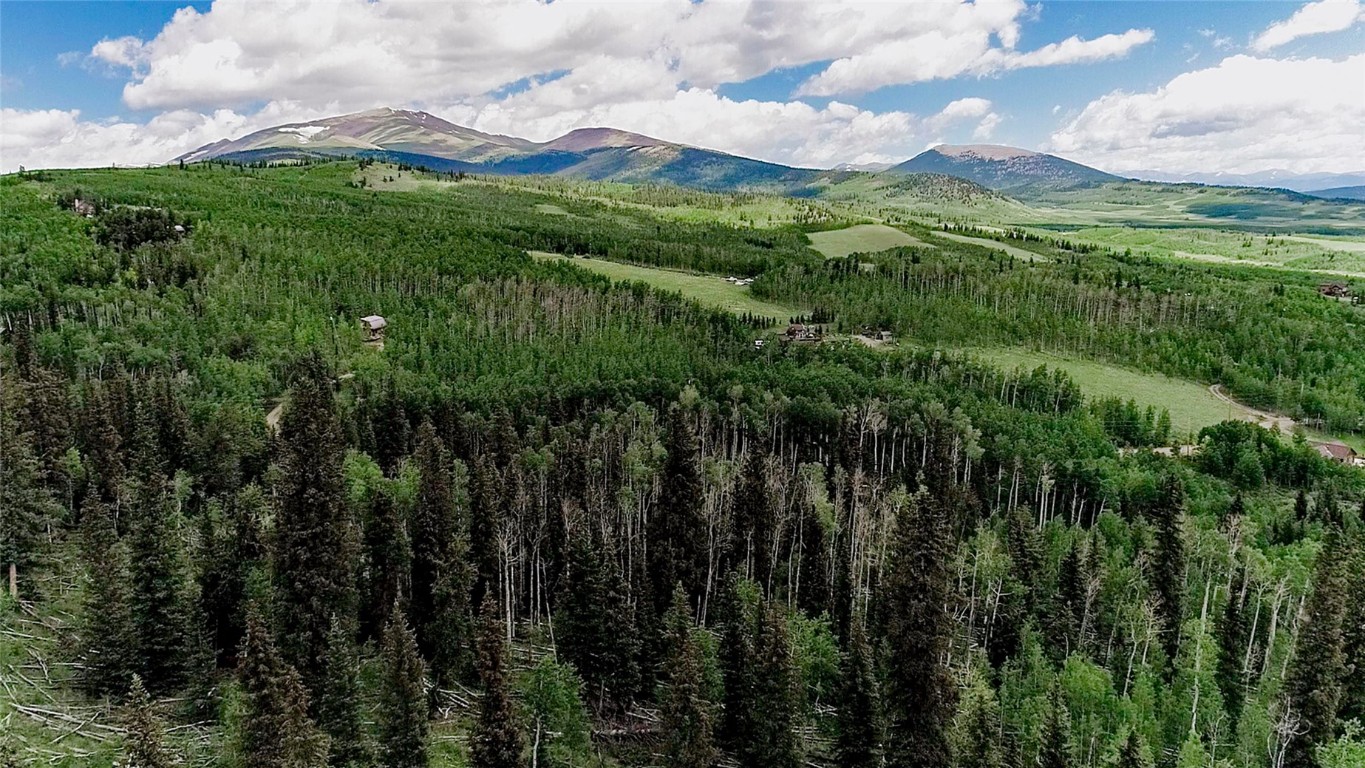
[[1317, 720, 1365, 768], [788, 611, 840, 708], [518, 657, 591, 768]]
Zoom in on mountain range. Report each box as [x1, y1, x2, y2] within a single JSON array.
[[176, 107, 1362, 201]]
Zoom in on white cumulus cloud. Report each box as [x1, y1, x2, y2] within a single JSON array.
[[1049, 53, 1365, 175], [1251, 0, 1364, 52]]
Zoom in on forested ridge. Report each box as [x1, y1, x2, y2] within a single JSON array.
[[1, 162, 1363, 768]]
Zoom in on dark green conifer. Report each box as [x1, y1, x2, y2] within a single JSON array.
[[77, 497, 136, 695], [649, 406, 708, 617], [1150, 474, 1187, 668], [237, 610, 328, 768], [1282, 525, 1350, 768], [660, 583, 716, 768], [378, 612, 428, 768], [1216, 565, 1249, 737], [882, 485, 956, 768], [318, 616, 370, 768], [1038, 691, 1072, 768], [470, 595, 523, 768], [835, 618, 881, 768], [1115, 729, 1151, 768], [747, 605, 800, 768], [127, 476, 194, 693], [121, 675, 175, 768], [360, 487, 410, 642], [409, 422, 471, 686], [556, 533, 639, 715], [715, 573, 758, 752], [272, 354, 358, 693]]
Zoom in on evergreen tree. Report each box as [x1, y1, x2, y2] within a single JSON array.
[[716, 573, 758, 752], [1115, 729, 1151, 768], [835, 618, 881, 768], [958, 676, 1003, 768], [409, 423, 471, 687], [882, 485, 956, 768], [730, 442, 775, 588], [360, 486, 410, 642], [199, 486, 265, 668], [794, 499, 830, 618], [378, 612, 428, 768], [318, 616, 370, 768], [0, 394, 59, 598], [1216, 565, 1249, 737], [77, 497, 136, 695], [127, 476, 194, 694], [121, 675, 174, 768], [471, 595, 523, 768], [747, 605, 800, 768], [468, 453, 503, 613], [1340, 528, 1365, 723], [1150, 474, 1187, 668], [237, 610, 328, 768], [273, 354, 358, 693], [1038, 691, 1072, 768], [556, 533, 639, 715], [660, 583, 716, 768], [649, 406, 708, 618], [1282, 525, 1350, 768]]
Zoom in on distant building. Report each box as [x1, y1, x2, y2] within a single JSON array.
[[785, 323, 821, 342], [1318, 283, 1352, 298], [360, 315, 387, 343], [875, 330, 894, 342], [72, 198, 96, 218], [1314, 442, 1358, 464]]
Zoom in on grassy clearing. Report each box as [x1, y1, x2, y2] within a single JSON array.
[[936, 231, 1049, 262], [530, 251, 801, 322], [1062, 226, 1365, 275], [969, 347, 1250, 436], [806, 224, 923, 258]]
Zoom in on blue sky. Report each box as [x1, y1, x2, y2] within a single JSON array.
[[2, 0, 1363, 174]]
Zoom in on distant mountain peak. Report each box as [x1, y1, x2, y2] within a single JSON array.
[[931, 144, 1040, 161], [891, 143, 1117, 190], [540, 127, 673, 153]]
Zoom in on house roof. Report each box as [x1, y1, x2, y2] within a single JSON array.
[[1315, 442, 1356, 460], [360, 315, 387, 328]]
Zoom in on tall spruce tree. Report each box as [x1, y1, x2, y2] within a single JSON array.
[[237, 610, 328, 768], [317, 615, 370, 768], [409, 422, 471, 686], [835, 618, 881, 768], [1282, 525, 1350, 768], [360, 487, 411, 642], [746, 605, 800, 768], [1038, 690, 1072, 768], [882, 485, 956, 768], [1216, 565, 1249, 738], [127, 476, 194, 694], [272, 354, 358, 693], [730, 442, 775, 588], [1150, 474, 1187, 669], [0, 394, 59, 598], [1116, 730, 1151, 768], [649, 406, 708, 618], [471, 595, 523, 768], [121, 675, 174, 768], [468, 453, 503, 613], [716, 573, 759, 753], [378, 612, 429, 768], [660, 583, 716, 768], [77, 497, 136, 696], [556, 533, 639, 715], [1341, 528, 1365, 723]]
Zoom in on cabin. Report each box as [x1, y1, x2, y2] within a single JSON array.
[[785, 323, 821, 343], [360, 315, 388, 343], [1318, 283, 1352, 298], [1314, 442, 1359, 465], [875, 330, 894, 342], [72, 198, 97, 218]]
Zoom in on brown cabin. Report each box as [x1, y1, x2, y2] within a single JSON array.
[[1315, 442, 1358, 464], [360, 315, 387, 343], [785, 323, 821, 342], [1318, 283, 1351, 298]]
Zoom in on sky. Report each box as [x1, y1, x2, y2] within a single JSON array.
[[1, 0, 1363, 175]]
